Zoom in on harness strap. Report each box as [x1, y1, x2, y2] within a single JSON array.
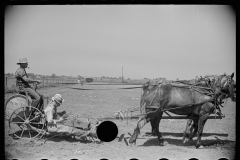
[[149, 86, 159, 106], [169, 83, 213, 92]]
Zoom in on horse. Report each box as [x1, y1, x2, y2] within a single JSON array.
[[140, 77, 212, 136], [130, 73, 235, 148]]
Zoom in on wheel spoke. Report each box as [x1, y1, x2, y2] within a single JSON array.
[[11, 121, 25, 124], [26, 123, 39, 132], [29, 122, 44, 125], [28, 130, 32, 138], [29, 115, 40, 122], [23, 107, 27, 120], [28, 110, 33, 120], [12, 112, 25, 121], [20, 129, 25, 138]]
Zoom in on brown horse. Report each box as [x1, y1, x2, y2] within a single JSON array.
[[130, 73, 235, 148], [140, 77, 212, 136]]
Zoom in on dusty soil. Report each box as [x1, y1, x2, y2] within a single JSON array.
[[5, 84, 236, 160]]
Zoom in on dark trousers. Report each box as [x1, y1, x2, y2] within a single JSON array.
[[24, 87, 44, 111]]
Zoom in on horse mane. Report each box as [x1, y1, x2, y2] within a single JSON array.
[[211, 74, 226, 88]]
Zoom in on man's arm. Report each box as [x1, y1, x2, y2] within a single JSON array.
[[22, 75, 41, 84], [54, 117, 66, 124], [46, 109, 66, 125]]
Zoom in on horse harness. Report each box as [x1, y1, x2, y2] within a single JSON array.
[[143, 81, 226, 119]]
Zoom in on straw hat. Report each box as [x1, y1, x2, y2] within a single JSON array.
[[52, 94, 64, 104], [17, 58, 28, 64]]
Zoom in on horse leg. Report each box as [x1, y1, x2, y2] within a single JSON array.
[[153, 112, 168, 146], [195, 101, 215, 148], [183, 117, 199, 144], [195, 113, 209, 149], [150, 118, 156, 136], [189, 117, 199, 140], [140, 101, 156, 136], [129, 116, 150, 145], [183, 119, 193, 144], [129, 109, 161, 145]]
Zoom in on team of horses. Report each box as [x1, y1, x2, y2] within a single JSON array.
[[129, 73, 236, 148]]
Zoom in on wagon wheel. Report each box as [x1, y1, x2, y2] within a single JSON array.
[[5, 94, 31, 121], [8, 106, 46, 139]]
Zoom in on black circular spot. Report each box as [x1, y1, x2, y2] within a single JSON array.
[[189, 158, 198, 160], [218, 158, 229, 160], [97, 121, 118, 142]]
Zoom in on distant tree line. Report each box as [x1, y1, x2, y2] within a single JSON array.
[[5, 73, 79, 79], [5, 72, 133, 80]]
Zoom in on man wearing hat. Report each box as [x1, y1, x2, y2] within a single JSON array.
[[44, 94, 98, 140], [15, 58, 43, 111]]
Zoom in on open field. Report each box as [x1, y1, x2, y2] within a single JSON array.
[[4, 77, 78, 87], [5, 84, 236, 160], [4, 77, 148, 94]]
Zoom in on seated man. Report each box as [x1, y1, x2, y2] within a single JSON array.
[[15, 58, 44, 111], [44, 94, 98, 140]]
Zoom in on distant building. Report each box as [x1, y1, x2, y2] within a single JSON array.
[[86, 78, 93, 83]]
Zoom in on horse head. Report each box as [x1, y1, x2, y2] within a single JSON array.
[[227, 73, 236, 101], [214, 73, 236, 102]]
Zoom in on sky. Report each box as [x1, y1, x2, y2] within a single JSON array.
[[5, 5, 236, 80]]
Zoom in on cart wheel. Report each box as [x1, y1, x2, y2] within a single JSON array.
[[5, 94, 31, 121], [8, 106, 45, 139]]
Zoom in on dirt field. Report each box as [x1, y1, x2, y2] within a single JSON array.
[[5, 84, 236, 160]]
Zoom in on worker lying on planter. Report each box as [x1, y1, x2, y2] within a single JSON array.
[[43, 94, 99, 141]]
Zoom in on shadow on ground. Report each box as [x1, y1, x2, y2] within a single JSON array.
[[138, 131, 234, 148], [140, 137, 235, 148], [9, 131, 99, 144], [119, 131, 232, 148], [43, 135, 97, 144], [143, 132, 228, 138]]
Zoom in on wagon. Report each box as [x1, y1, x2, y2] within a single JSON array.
[[5, 84, 49, 139], [5, 84, 98, 140]]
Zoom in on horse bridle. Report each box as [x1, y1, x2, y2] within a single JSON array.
[[217, 74, 235, 100]]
